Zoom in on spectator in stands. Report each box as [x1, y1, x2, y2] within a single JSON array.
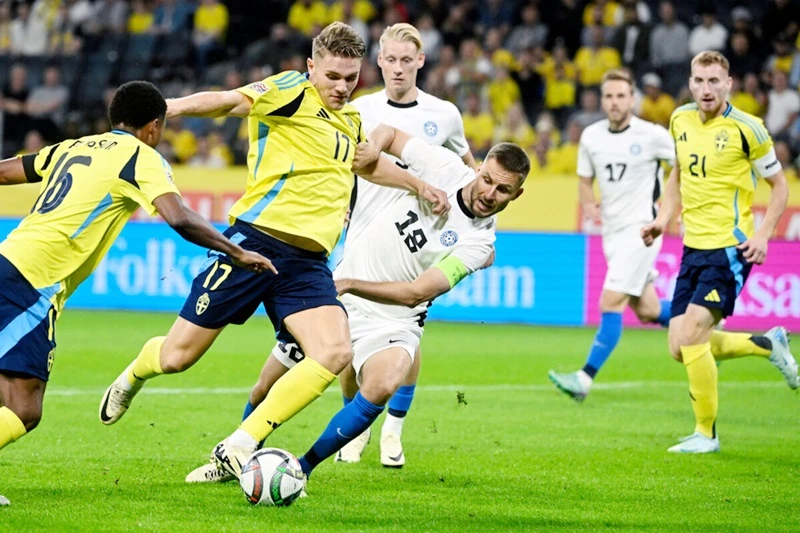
[[157, 139, 178, 164], [0, 3, 11, 54], [511, 47, 544, 124], [288, 0, 328, 37], [729, 76, 763, 117], [380, 0, 410, 25], [10, 1, 48, 56], [649, 1, 689, 71], [476, 0, 514, 38], [66, 0, 95, 37], [1, 64, 31, 157], [454, 38, 492, 108], [49, 3, 82, 56], [581, 5, 613, 47], [728, 32, 763, 80], [611, 4, 650, 73], [350, 63, 381, 100], [544, 63, 577, 128], [26, 65, 69, 141], [765, 70, 800, 140], [17, 130, 45, 156], [762, 0, 800, 46], [527, 118, 561, 175], [188, 137, 226, 169], [329, 0, 375, 26], [462, 92, 494, 159], [582, 0, 622, 28], [440, 3, 473, 50], [688, 6, 727, 56], [570, 89, 604, 129], [483, 27, 515, 68], [621, 0, 651, 25], [575, 26, 621, 87], [552, 119, 583, 175], [764, 33, 795, 75], [163, 116, 197, 163], [506, 4, 548, 56], [192, 0, 228, 76], [545, 0, 582, 56], [329, 0, 368, 44], [416, 13, 442, 63], [494, 103, 536, 148], [152, 0, 195, 36], [728, 6, 762, 55], [86, 0, 128, 37], [639, 73, 675, 128], [487, 63, 520, 122], [774, 140, 798, 180], [127, 0, 154, 35]]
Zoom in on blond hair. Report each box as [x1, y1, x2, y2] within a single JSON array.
[[379, 23, 424, 53], [312, 22, 366, 60], [691, 51, 730, 72], [601, 68, 633, 87]]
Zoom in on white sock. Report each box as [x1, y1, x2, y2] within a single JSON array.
[[577, 370, 593, 389], [382, 413, 405, 437], [229, 428, 258, 451]]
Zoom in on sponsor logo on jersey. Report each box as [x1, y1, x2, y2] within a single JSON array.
[[704, 289, 721, 303], [424, 121, 438, 137], [440, 229, 458, 247], [247, 82, 270, 94], [677, 132, 688, 142], [715, 130, 729, 152], [317, 108, 330, 119], [630, 144, 642, 155], [196, 292, 210, 314]]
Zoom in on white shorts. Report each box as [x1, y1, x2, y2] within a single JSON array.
[[349, 309, 421, 385], [271, 340, 305, 369], [602, 225, 662, 297]]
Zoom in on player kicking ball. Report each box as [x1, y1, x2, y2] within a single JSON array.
[[642, 51, 796, 453], [548, 69, 676, 401], [188, 127, 527, 484]]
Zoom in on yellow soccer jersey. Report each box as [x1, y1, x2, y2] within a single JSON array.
[[670, 102, 781, 249], [231, 71, 364, 254], [0, 130, 180, 311]]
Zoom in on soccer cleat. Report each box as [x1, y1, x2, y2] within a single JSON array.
[[0, 494, 9, 506], [185, 460, 236, 483], [99, 364, 143, 425], [212, 438, 255, 480], [335, 427, 371, 463], [380, 432, 405, 468], [547, 370, 590, 402], [667, 432, 720, 453], [765, 327, 799, 390]]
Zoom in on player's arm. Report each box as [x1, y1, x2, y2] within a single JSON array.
[[353, 123, 412, 167], [0, 155, 37, 185], [357, 153, 450, 216], [737, 169, 788, 264], [152, 193, 277, 274], [336, 255, 471, 308], [578, 175, 599, 222], [166, 90, 253, 119], [642, 160, 680, 246], [461, 150, 478, 170]]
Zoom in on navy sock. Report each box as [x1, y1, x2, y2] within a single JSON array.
[[298, 392, 384, 476], [387, 384, 415, 418], [242, 401, 255, 421], [583, 312, 623, 379], [657, 299, 672, 328]]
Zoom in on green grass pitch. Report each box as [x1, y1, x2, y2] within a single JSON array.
[[1, 310, 798, 531]]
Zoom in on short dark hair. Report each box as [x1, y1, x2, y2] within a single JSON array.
[[486, 142, 530, 183], [312, 22, 366, 60], [108, 81, 167, 129]]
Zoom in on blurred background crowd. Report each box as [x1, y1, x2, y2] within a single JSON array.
[[0, 0, 799, 181]]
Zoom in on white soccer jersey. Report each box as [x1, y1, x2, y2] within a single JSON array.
[[577, 116, 675, 235], [335, 138, 495, 324], [346, 89, 470, 249]]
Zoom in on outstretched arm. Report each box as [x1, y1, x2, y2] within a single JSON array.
[[166, 90, 253, 119], [0, 155, 39, 185], [356, 155, 450, 215], [336, 266, 452, 308]]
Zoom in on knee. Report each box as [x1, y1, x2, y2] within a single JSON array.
[[669, 341, 683, 362], [7, 404, 42, 432], [360, 378, 399, 406], [159, 342, 198, 374], [313, 342, 353, 375]]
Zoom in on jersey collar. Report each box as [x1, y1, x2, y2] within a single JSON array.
[[111, 129, 135, 136], [387, 99, 418, 108], [457, 188, 475, 219]]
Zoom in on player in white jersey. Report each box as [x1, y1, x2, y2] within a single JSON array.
[[549, 69, 676, 402]]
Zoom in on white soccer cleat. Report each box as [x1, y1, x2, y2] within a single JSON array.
[[0, 494, 9, 506], [380, 432, 405, 468], [212, 438, 255, 480], [765, 327, 799, 390], [547, 370, 590, 402], [335, 427, 370, 463], [99, 364, 143, 425], [185, 460, 236, 483], [667, 432, 720, 454]]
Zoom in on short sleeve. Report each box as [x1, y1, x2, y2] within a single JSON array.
[[400, 137, 469, 189], [442, 106, 470, 157], [119, 148, 181, 215], [450, 224, 496, 273], [236, 71, 305, 117], [652, 124, 675, 165], [29, 143, 62, 182], [739, 116, 780, 178], [576, 133, 594, 178]]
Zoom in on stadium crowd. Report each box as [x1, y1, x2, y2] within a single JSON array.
[[0, 0, 799, 180]]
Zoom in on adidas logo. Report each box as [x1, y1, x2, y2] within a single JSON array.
[[317, 108, 330, 119], [677, 132, 688, 142], [704, 289, 721, 303]]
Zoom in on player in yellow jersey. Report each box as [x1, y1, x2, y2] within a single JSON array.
[[0, 81, 272, 506], [99, 23, 449, 479], [642, 52, 796, 454]]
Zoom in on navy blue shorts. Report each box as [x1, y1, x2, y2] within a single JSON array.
[[179, 221, 343, 343], [0, 255, 57, 381], [671, 246, 753, 319]]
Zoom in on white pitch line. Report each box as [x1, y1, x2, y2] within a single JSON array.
[[46, 381, 787, 397]]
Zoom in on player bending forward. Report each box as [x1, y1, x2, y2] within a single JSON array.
[[190, 127, 528, 484], [642, 51, 797, 453], [548, 69, 675, 401]]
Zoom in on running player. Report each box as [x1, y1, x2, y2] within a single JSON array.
[[641, 51, 797, 453], [548, 69, 675, 401], [0, 81, 272, 506], [98, 23, 448, 476]]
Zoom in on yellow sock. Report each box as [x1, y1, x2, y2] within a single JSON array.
[[0, 407, 26, 451], [240, 357, 335, 443], [126, 336, 166, 386], [681, 343, 717, 438], [710, 331, 771, 361]]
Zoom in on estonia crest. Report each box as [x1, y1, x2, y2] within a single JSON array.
[[440, 230, 458, 247]]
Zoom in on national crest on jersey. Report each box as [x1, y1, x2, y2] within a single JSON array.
[[231, 71, 365, 253]]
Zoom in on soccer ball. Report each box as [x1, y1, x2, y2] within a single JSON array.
[[239, 448, 305, 507]]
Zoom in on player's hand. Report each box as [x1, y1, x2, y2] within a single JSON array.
[[231, 249, 278, 274], [737, 234, 768, 264], [334, 278, 352, 295], [352, 141, 381, 171], [418, 183, 450, 215], [582, 201, 601, 223], [641, 220, 664, 247]]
